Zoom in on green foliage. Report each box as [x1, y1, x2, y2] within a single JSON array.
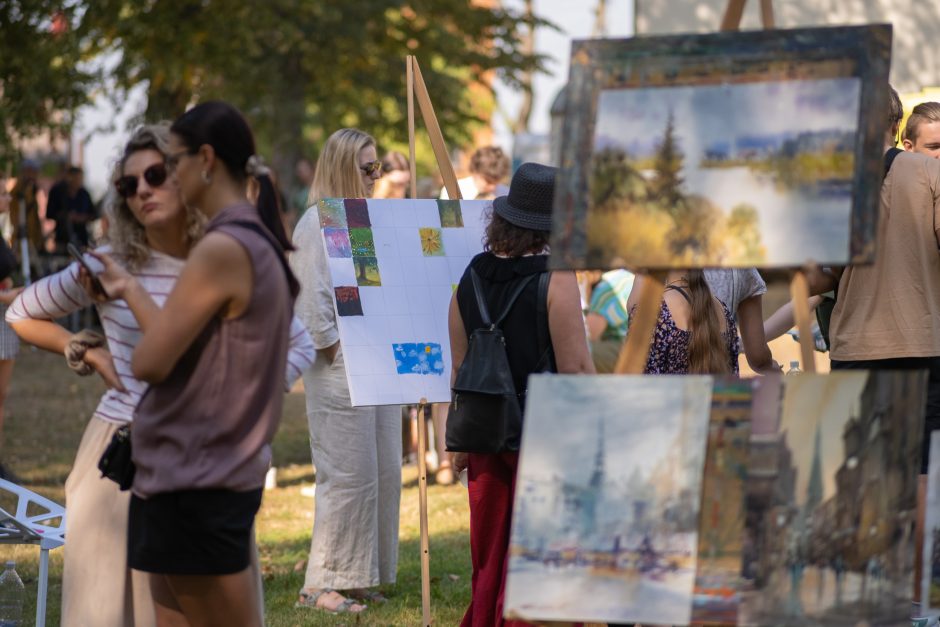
[[587, 144, 767, 266], [650, 110, 684, 212], [0, 2, 94, 168], [78, 0, 552, 183], [3, 349, 474, 626]]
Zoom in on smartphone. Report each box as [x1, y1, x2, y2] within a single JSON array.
[[66, 243, 109, 299]]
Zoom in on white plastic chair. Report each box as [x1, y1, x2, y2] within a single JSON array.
[[0, 478, 66, 627]]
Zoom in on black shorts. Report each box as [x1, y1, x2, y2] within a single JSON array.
[[128, 488, 263, 575], [830, 356, 940, 474]]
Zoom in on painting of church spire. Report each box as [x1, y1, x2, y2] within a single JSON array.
[[806, 421, 824, 512]]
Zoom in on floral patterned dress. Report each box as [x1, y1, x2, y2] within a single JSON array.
[[633, 286, 740, 375]]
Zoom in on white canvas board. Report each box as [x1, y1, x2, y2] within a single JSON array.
[[505, 374, 713, 625], [316, 198, 490, 406]]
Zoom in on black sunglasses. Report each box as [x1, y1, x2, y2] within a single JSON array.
[[359, 160, 383, 176], [115, 163, 168, 199]]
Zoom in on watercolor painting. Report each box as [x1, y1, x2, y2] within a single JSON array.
[[334, 286, 363, 316], [691, 377, 754, 625], [392, 343, 444, 376], [318, 198, 347, 229], [419, 227, 445, 257], [742, 375, 783, 587], [923, 432, 940, 613], [349, 227, 376, 257], [323, 227, 352, 258], [740, 371, 927, 626], [551, 26, 892, 270], [505, 374, 713, 625], [345, 198, 371, 228], [353, 256, 381, 287], [437, 199, 464, 228]]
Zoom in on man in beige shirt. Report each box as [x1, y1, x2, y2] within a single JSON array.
[[826, 88, 940, 477]]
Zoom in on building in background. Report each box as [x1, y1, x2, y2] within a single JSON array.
[[634, 0, 940, 95]]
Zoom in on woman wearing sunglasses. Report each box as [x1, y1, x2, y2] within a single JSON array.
[[290, 127, 397, 614], [7, 122, 314, 626]]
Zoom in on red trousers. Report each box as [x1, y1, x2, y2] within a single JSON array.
[[460, 452, 534, 627]]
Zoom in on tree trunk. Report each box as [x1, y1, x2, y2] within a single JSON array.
[[511, 0, 535, 135], [269, 55, 307, 201], [144, 84, 192, 123]]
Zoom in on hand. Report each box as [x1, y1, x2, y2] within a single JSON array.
[[83, 346, 127, 393], [83, 250, 134, 301], [0, 286, 23, 306], [452, 452, 469, 475], [318, 342, 340, 366]]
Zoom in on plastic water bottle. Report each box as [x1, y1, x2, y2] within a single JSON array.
[[0, 561, 24, 626], [786, 360, 802, 375]]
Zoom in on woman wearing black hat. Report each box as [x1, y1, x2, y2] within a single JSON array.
[[447, 162, 594, 626]]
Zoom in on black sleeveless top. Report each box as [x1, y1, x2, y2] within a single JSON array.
[[456, 252, 552, 406]]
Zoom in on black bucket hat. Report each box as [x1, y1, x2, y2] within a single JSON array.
[[492, 162, 556, 232]]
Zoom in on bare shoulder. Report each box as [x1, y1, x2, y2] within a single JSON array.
[[189, 231, 250, 272], [548, 271, 578, 301]]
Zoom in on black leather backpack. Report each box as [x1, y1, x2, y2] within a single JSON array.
[[445, 269, 552, 453]]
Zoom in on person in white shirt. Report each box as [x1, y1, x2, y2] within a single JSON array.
[[440, 145, 510, 200]]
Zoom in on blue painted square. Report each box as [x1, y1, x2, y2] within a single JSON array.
[[393, 343, 445, 376]]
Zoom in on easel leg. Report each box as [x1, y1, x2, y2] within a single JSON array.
[[417, 399, 432, 625], [789, 271, 816, 373]]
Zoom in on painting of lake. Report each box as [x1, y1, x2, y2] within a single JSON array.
[[587, 78, 858, 268], [504, 374, 713, 624], [550, 26, 892, 270]]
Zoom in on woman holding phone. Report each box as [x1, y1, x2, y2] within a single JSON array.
[[7, 122, 313, 626], [87, 101, 299, 626]]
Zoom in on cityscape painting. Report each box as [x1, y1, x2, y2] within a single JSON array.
[[922, 432, 940, 613], [505, 374, 713, 625], [691, 377, 755, 625], [740, 371, 926, 626], [551, 25, 892, 270]]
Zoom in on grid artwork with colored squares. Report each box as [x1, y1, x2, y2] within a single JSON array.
[[318, 198, 490, 406]]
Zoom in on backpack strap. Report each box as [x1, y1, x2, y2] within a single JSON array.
[[493, 273, 538, 328], [533, 271, 555, 373], [469, 268, 493, 327]]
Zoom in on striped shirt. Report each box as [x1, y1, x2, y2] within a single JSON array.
[[588, 269, 635, 341], [7, 245, 315, 424]]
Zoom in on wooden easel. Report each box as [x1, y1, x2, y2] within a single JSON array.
[[613, 0, 818, 377], [406, 54, 463, 627]]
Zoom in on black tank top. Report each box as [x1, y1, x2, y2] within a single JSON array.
[[456, 252, 552, 405]]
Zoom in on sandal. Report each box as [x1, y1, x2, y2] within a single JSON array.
[[296, 588, 367, 614], [347, 587, 388, 604]]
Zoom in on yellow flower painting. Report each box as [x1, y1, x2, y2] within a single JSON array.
[[419, 227, 444, 257]]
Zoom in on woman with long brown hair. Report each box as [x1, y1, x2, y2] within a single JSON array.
[[627, 270, 739, 374]]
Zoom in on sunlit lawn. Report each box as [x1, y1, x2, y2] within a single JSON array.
[[1, 349, 472, 626]]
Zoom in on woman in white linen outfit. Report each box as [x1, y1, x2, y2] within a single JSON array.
[[291, 127, 400, 614]]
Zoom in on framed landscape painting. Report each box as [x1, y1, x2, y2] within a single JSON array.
[[551, 24, 892, 270]]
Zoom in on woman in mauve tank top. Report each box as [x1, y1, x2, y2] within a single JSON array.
[[89, 101, 299, 627]]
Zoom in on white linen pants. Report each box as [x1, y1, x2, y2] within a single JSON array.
[[302, 350, 402, 590]]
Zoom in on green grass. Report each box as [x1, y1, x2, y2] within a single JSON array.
[[1, 349, 472, 626]]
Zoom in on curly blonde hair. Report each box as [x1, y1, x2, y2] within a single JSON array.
[[106, 123, 204, 269]]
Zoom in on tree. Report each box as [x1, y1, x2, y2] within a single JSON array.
[[650, 110, 684, 212], [80, 0, 553, 187], [0, 2, 93, 167]]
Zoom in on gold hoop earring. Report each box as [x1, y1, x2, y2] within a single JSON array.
[[201, 171, 211, 184]]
